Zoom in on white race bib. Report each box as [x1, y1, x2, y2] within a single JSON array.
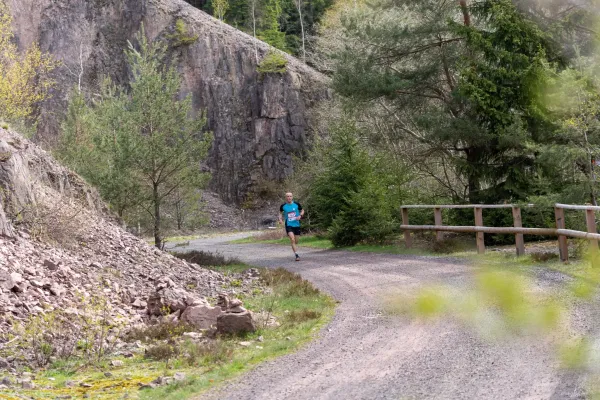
[[287, 212, 296, 222]]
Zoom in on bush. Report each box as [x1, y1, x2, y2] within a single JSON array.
[[172, 250, 241, 266], [308, 121, 397, 247], [257, 50, 288, 75]]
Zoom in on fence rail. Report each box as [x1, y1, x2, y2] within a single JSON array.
[[400, 204, 600, 261]]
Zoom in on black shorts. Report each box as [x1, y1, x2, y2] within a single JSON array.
[[285, 226, 301, 236]]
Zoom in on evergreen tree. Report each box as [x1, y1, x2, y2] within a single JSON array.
[[57, 28, 212, 248], [332, 0, 555, 203]]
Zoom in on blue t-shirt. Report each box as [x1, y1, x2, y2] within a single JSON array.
[[280, 202, 303, 228]]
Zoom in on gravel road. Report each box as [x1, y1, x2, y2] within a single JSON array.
[[172, 235, 592, 400]]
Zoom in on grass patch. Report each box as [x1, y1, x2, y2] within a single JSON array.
[[4, 265, 335, 400]]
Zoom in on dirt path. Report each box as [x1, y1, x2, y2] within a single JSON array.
[[172, 236, 590, 400]]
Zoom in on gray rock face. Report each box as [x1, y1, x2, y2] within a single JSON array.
[[7, 0, 330, 204]]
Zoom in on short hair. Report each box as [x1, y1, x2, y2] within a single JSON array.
[[285, 192, 293, 197]]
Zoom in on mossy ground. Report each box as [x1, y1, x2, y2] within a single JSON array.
[[0, 265, 335, 400]]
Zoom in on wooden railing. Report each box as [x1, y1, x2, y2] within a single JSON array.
[[400, 204, 600, 262]]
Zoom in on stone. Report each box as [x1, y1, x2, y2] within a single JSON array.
[[132, 298, 146, 309], [1, 376, 12, 386], [0, 358, 9, 369], [49, 284, 65, 296], [181, 305, 224, 330], [173, 372, 186, 381], [80, 382, 92, 388], [43, 260, 59, 270], [65, 380, 76, 387], [146, 288, 189, 316], [21, 380, 35, 389], [111, 360, 124, 367], [217, 311, 256, 335], [228, 306, 247, 313], [239, 341, 252, 347]]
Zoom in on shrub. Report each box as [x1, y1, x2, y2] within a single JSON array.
[[183, 340, 233, 366], [6, 294, 125, 367], [257, 50, 288, 75], [167, 19, 199, 47], [261, 267, 320, 297], [125, 322, 196, 342], [145, 342, 179, 361], [172, 250, 241, 266]]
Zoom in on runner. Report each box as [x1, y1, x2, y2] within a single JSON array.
[[279, 192, 304, 261]]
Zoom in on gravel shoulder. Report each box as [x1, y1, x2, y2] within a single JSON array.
[[171, 236, 591, 400]]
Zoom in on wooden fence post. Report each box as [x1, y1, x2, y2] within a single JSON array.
[[434, 207, 443, 241], [586, 209, 598, 254], [474, 207, 485, 254], [401, 207, 412, 248], [554, 206, 568, 262], [512, 207, 525, 257]]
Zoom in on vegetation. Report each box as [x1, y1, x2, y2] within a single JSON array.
[[55, 27, 212, 248], [167, 19, 200, 47], [256, 49, 288, 74], [0, 0, 57, 124], [278, 0, 600, 247], [184, 0, 333, 55], [3, 265, 335, 400]]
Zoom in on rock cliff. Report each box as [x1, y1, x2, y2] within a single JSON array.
[[7, 0, 330, 204]]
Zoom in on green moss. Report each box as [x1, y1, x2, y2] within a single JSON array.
[[167, 19, 199, 47], [257, 50, 288, 75]]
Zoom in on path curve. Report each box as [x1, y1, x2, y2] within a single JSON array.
[[172, 236, 590, 400]]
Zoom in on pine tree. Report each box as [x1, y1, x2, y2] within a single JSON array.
[[332, 0, 555, 203], [57, 28, 213, 248]]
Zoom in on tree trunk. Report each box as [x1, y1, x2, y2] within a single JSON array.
[[296, 0, 306, 62], [153, 183, 162, 249], [466, 148, 480, 203]]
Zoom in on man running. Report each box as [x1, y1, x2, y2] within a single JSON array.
[[279, 192, 304, 261]]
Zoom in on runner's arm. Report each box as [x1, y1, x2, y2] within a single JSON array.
[[297, 203, 305, 219], [278, 204, 284, 225]]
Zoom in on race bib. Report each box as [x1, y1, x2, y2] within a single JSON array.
[[287, 212, 296, 222]]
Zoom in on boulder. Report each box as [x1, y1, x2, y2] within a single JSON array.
[[146, 288, 189, 316], [217, 311, 256, 335], [181, 305, 224, 330]]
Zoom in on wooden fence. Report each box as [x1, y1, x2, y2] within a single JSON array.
[[400, 204, 600, 262]]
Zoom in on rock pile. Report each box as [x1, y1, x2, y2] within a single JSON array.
[[0, 129, 258, 365]]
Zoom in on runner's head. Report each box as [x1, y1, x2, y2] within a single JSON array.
[[285, 192, 293, 204]]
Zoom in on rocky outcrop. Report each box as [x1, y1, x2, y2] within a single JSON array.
[[7, 0, 330, 204]]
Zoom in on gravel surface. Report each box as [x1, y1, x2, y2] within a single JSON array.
[[172, 235, 593, 400]]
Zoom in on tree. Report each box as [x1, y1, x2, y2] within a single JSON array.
[[331, 0, 555, 203], [259, 0, 289, 51], [307, 121, 397, 246], [541, 57, 600, 205], [57, 28, 212, 248], [0, 0, 57, 122], [213, 0, 230, 21]]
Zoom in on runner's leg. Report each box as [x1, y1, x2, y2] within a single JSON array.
[[288, 231, 297, 254]]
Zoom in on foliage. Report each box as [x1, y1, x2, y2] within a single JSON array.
[[6, 294, 126, 368], [304, 121, 398, 246], [0, 0, 57, 122], [331, 0, 557, 204], [213, 0, 230, 21], [184, 0, 334, 56], [256, 49, 288, 74], [56, 27, 212, 248], [166, 19, 199, 47]]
